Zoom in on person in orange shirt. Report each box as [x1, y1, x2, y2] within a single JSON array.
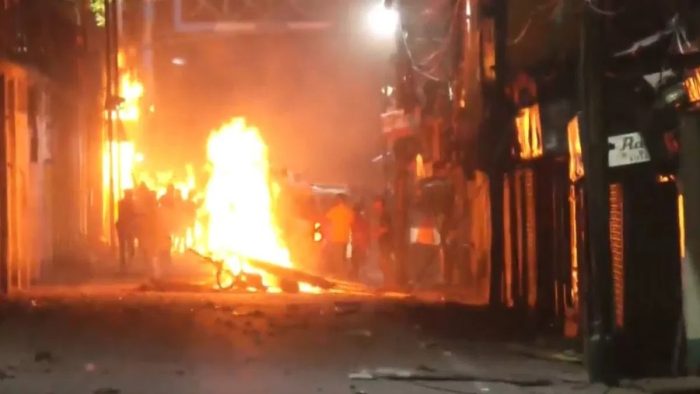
[[323, 194, 355, 277]]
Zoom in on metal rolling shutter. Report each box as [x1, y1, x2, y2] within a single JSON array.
[[609, 183, 625, 329]]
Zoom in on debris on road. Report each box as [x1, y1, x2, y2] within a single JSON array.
[[349, 384, 368, 394], [0, 369, 15, 380], [232, 309, 265, 318], [334, 301, 362, 315], [416, 364, 437, 372], [34, 351, 55, 363], [348, 370, 374, 380], [93, 388, 120, 394], [348, 367, 553, 387], [246, 258, 333, 290], [345, 329, 373, 338], [507, 343, 582, 364], [419, 340, 438, 349]]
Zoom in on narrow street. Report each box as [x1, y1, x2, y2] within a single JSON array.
[[4, 0, 700, 390], [0, 288, 591, 394]]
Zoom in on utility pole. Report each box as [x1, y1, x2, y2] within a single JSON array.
[[578, 0, 616, 384], [678, 111, 700, 374], [105, 0, 116, 251]]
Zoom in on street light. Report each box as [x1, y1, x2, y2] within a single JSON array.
[[367, 2, 399, 39]]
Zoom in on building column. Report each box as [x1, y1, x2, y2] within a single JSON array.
[[678, 112, 700, 373]]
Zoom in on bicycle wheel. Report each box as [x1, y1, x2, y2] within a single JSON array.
[[216, 267, 237, 290]]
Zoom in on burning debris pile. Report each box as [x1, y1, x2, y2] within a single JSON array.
[[193, 118, 321, 293]]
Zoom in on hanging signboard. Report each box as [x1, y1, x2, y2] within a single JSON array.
[[608, 132, 651, 168]]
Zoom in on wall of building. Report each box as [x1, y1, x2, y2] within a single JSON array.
[[0, 60, 53, 289]]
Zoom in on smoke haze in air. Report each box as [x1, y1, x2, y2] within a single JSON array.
[[149, 21, 387, 189]]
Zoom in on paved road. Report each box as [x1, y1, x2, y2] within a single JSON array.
[[0, 287, 601, 394]]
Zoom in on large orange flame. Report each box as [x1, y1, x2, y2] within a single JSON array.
[[197, 118, 296, 286]]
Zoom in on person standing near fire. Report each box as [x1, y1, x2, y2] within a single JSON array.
[[407, 161, 453, 289], [323, 194, 354, 278], [372, 196, 393, 287], [158, 184, 180, 265], [116, 189, 137, 274], [350, 202, 369, 280], [135, 183, 161, 280]]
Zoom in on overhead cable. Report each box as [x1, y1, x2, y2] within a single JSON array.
[[584, 0, 623, 17], [508, 0, 562, 46]]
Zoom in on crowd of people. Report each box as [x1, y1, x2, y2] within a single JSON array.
[[320, 160, 471, 291], [115, 183, 197, 278], [321, 194, 394, 286], [115, 163, 469, 291]]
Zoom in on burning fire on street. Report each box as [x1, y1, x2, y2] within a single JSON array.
[[196, 118, 319, 293], [105, 116, 324, 292], [100, 59, 382, 295]]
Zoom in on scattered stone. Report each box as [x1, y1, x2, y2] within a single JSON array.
[[34, 351, 54, 363], [175, 370, 186, 376], [0, 369, 15, 380]]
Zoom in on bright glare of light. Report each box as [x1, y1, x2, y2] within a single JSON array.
[[381, 85, 394, 96], [172, 57, 186, 66], [367, 3, 399, 39]]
